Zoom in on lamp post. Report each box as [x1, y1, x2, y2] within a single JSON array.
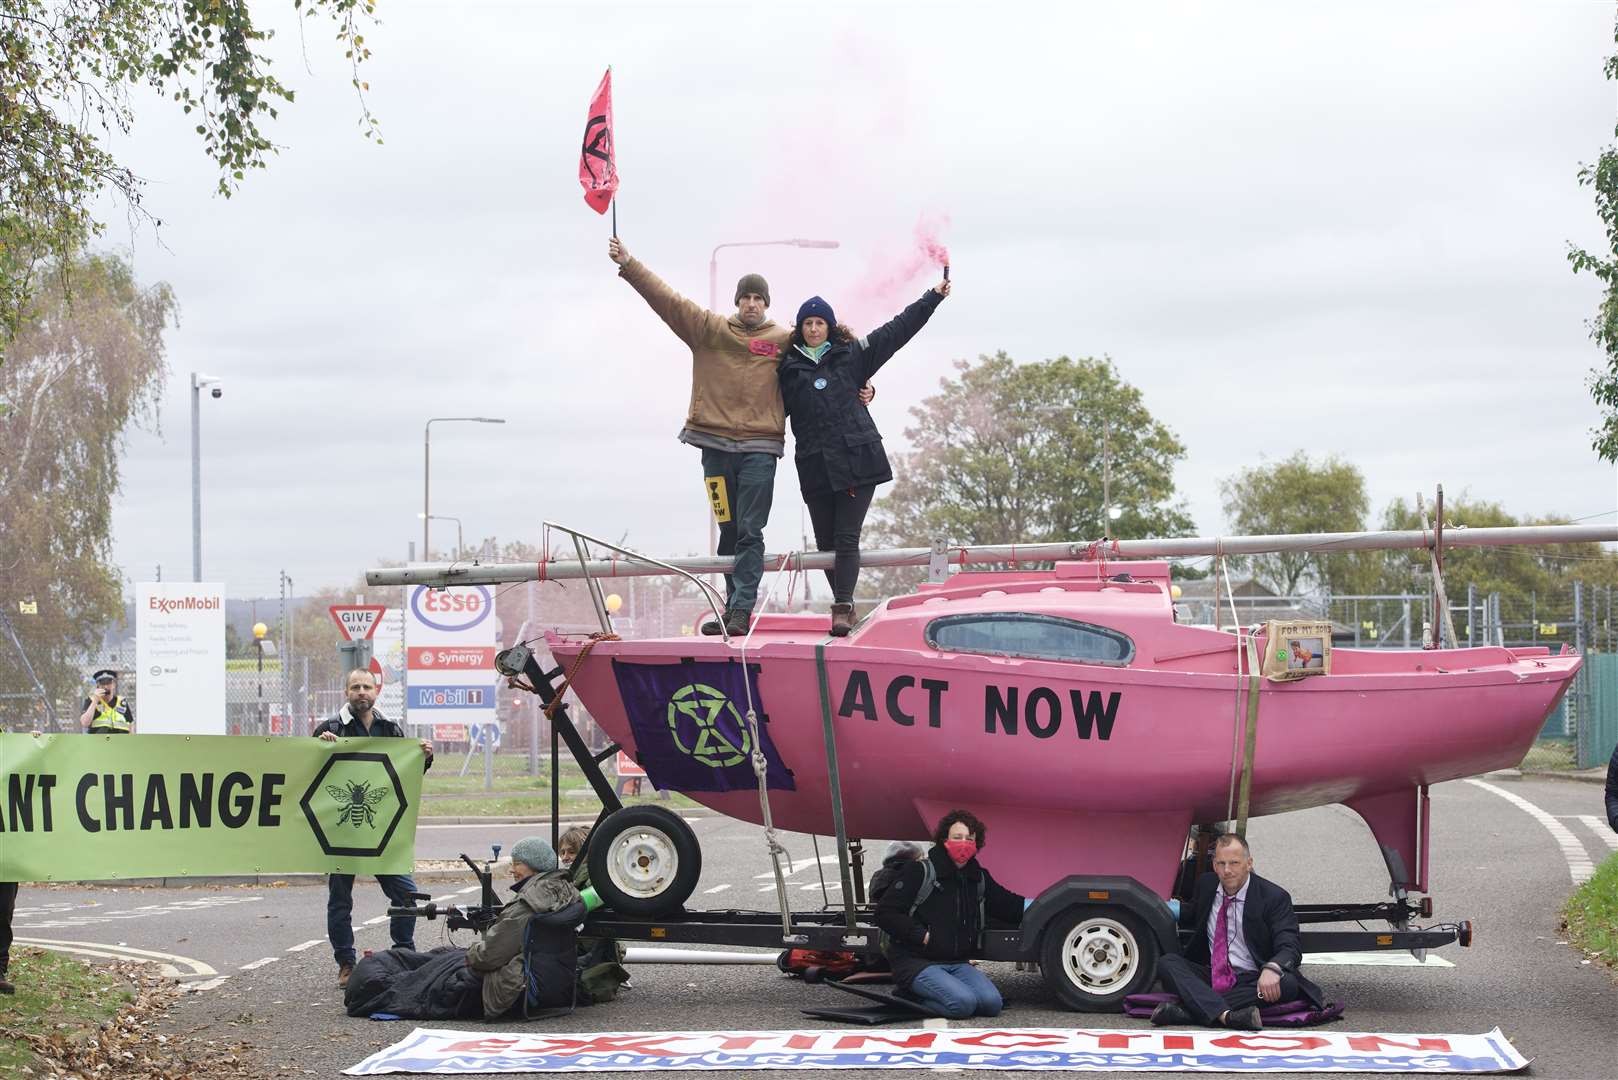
[[253, 620, 268, 734], [190, 373, 223, 581], [423, 418, 504, 560], [704, 238, 839, 563], [418, 513, 465, 560]]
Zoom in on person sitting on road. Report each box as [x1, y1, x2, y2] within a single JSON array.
[[868, 840, 924, 904], [558, 825, 591, 884], [464, 837, 583, 1017], [875, 810, 1025, 1019], [1152, 833, 1325, 1031]]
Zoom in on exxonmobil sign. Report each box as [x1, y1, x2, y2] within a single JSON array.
[[409, 585, 493, 633]]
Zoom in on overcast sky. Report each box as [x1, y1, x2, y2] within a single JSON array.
[[97, 0, 1618, 600]]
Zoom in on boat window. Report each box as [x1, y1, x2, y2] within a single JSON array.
[[925, 613, 1135, 665]]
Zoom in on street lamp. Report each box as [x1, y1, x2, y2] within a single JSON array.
[[423, 417, 504, 560], [418, 513, 465, 561], [704, 237, 839, 564], [708, 238, 840, 314], [253, 620, 268, 733], [191, 373, 223, 581]]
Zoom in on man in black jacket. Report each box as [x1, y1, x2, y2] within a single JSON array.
[[1605, 741, 1617, 834], [1152, 833, 1324, 1031], [313, 668, 435, 989]]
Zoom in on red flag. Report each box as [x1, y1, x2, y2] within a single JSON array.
[[579, 69, 618, 215]]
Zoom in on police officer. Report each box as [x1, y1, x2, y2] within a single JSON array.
[[312, 668, 434, 988], [79, 669, 133, 734]]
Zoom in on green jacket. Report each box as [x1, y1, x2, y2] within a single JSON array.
[[464, 870, 580, 1017]]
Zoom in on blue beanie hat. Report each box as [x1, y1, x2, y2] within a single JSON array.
[[510, 836, 558, 873], [795, 296, 836, 333]]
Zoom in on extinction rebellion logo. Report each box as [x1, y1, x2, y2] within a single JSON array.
[[666, 683, 751, 768], [299, 752, 408, 857]]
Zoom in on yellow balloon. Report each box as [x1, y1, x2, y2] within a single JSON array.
[[605, 593, 623, 613], [1170, 585, 1182, 601], [252, 621, 268, 639]]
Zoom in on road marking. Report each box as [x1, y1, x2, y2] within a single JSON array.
[[186, 976, 230, 992], [755, 853, 841, 880], [800, 882, 841, 891], [453, 886, 482, 896], [240, 957, 280, 971], [1575, 815, 1618, 851], [287, 939, 326, 953], [703, 884, 732, 894], [364, 915, 390, 925], [17, 895, 263, 930], [13, 937, 216, 979], [1466, 779, 1595, 883], [1303, 951, 1455, 968]]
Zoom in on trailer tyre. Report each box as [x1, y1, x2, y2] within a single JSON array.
[[1039, 905, 1158, 1011], [587, 804, 702, 917]]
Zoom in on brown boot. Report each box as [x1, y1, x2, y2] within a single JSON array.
[[829, 603, 855, 637], [0, 972, 13, 995], [337, 963, 353, 989]]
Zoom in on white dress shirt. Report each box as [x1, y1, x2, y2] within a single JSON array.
[[1206, 877, 1257, 973]]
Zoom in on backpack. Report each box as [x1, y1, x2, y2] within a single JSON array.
[[776, 948, 868, 982], [520, 900, 586, 1019], [879, 858, 986, 957]]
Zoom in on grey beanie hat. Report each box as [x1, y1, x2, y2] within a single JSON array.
[[510, 836, 558, 874], [883, 840, 924, 863], [734, 273, 770, 306]]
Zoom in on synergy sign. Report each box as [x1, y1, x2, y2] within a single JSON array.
[[404, 586, 497, 729]]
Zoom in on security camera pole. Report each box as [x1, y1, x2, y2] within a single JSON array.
[[190, 372, 223, 581]]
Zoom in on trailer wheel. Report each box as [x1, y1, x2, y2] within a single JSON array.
[[1039, 905, 1158, 1011], [587, 804, 702, 917]]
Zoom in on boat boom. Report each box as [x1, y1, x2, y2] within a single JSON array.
[[366, 523, 1618, 588]]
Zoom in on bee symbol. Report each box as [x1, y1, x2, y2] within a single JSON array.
[[326, 780, 389, 828]]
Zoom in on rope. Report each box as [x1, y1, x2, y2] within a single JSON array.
[[529, 633, 620, 720], [1221, 554, 1244, 827], [1234, 632, 1263, 837]]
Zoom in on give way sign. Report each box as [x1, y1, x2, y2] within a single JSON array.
[[329, 604, 387, 641]]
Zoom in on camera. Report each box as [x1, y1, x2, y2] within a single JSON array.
[[387, 848, 503, 935], [210, 386, 222, 399]]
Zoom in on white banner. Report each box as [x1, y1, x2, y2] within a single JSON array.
[[134, 582, 225, 735], [345, 1026, 1529, 1075], [404, 585, 497, 730]]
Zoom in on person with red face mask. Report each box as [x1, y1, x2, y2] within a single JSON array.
[[875, 809, 1026, 1018]]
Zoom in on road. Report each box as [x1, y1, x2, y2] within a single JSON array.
[[10, 774, 1617, 1077]]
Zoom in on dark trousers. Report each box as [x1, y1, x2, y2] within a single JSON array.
[[0, 882, 16, 976], [804, 485, 876, 604], [327, 873, 419, 968], [1157, 953, 1298, 1026], [701, 449, 777, 616]]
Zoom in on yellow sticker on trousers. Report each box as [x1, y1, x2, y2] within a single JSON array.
[[705, 476, 731, 523]]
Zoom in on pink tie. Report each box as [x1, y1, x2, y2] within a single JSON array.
[[1211, 892, 1236, 993]]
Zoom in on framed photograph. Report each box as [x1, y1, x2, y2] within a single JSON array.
[[1260, 620, 1333, 681]]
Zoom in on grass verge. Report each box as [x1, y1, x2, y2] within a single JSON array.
[[1519, 739, 1578, 771], [1564, 850, 1618, 972], [0, 948, 136, 1072]]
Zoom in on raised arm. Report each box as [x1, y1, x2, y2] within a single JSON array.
[[858, 280, 950, 383], [608, 237, 721, 348]]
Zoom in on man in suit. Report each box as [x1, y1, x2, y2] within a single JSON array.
[[1151, 833, 1324, 1031]]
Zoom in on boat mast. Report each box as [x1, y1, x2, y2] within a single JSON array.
[[367, 522, 1618, 588]]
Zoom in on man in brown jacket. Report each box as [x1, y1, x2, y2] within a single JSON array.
[[608, 237, 869, 636]]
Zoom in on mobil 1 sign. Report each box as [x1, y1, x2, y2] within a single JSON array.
[[405, 586, 497, 729]]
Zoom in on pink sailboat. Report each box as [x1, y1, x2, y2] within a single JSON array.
[[371, 519, 1603, 1010]]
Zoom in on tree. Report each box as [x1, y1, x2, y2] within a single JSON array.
[[0, 251, 174, 725], [1, 0, 377, 343], [1220, 452, 1375, 595], [1570, 12, 1618, 462], [872, 352, 1195, 551]]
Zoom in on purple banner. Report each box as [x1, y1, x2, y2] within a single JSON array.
[[610, 660, 795, 793]]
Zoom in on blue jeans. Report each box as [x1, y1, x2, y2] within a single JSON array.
[[910, 961, 1003, 1019], [700, 449, 776, 616], [327, 873, 419, 968]]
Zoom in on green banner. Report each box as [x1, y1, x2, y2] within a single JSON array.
[[0, 733, 423, 880]]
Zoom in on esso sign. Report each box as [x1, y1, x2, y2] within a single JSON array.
[[410, 586, 493, 632]]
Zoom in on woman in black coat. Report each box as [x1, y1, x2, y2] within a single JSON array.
[[779, 280, 949, 635], [875, 809, 1024, 1019]]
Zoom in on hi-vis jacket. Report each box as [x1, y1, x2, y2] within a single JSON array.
[[82, 694, 133, 734]]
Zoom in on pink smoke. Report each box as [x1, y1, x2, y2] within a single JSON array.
[[837, 214, 951, 332]]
